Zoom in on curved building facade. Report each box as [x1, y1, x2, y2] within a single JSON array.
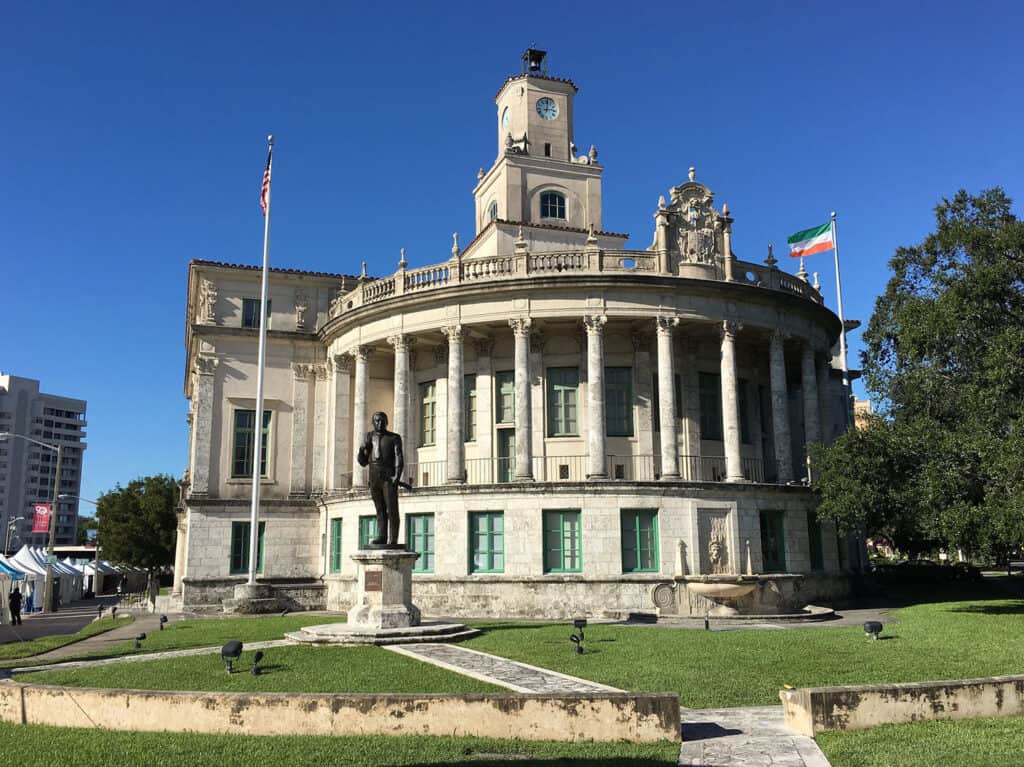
[[178, 51, 856, 618]]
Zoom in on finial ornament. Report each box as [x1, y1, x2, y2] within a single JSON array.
[[516, 225, 526, 244], [267, 134, 274, 145], [765, 243, 778, 268], [452, 233, 460, 258], [688, 166, 695, 182], [722, 202, 730, 216], [658, 195, 666, 210], [796, 256, 808, 282], [360, 261, 367, 279], [477, 167, 485, 181], [813, 272, 821, 290], [588, 144, 598, 162], [586, 222, 598, 245], [399, 248, 407, 269]]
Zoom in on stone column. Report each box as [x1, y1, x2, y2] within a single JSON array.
[[330, 353, 353, 490], [189, 356, 218, 496], [656, 316, 680, 479], [290, 363, 311, 497], [388, 335, 410, 447], [171, 513, 187, 596], [351, 346, 372, 489], [802, 342, 822, 448], [719, 321, 745, 482], [529, 331, 546, 480], [474, 337, 495, 474], [509, 318, 533, 480], [816, 353, 832, 445], [769, 330, 794, 483], [584, 314, 608, 479], [311, 364, 329, 494], [443, 325, 465, 483]]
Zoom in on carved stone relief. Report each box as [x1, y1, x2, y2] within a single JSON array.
[[198, 279, 217, 324], [697, 508, 733, 575], [294, 289, 309, 330]]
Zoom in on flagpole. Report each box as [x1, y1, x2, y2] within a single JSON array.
[[248, 135, 273, 585], [830, 211, 852, 428]]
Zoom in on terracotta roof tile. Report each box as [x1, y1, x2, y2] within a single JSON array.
[[189, 259, 360, 281]]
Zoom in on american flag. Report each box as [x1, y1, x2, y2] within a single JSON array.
[[260, 145, 273, 216]]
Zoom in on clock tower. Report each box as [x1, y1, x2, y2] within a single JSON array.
[[467, 49, 627, 257]]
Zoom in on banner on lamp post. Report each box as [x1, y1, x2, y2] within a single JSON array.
[[31, 503, 51, 534]]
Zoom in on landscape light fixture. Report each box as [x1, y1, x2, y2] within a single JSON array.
[[863, 621, 883, 640], [134, 632, 147, 650], [569, 618, 587, 655], [222, 640, 243, 673], [251, 650, 265, 676], [159, 615, 168, 630]]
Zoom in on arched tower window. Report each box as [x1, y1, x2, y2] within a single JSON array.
[[488, 200, 498, 221], [540, 191, 566, 220]]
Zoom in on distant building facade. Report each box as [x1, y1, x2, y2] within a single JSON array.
[[178, 51, 857, 617], [0, 373, 88, 550]]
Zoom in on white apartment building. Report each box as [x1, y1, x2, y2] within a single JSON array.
[[0, 374, 88, 550]]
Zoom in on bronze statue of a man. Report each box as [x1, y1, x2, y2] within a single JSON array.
[[356, 411, 404, 546]]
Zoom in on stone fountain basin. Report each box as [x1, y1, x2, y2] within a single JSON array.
[[682, 577, 757, 599]]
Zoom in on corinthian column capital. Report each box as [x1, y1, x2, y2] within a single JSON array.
[[509, 317, 532, 337], [582, 314, 607, 336]]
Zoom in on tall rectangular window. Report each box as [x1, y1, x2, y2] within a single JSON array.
[[229, 521, 265, 575], [241, 298, 271, 329], [329, 518, 343, 573], [621, 509, 659, 572], [419, 381, 436, 446], [760, 510, 787, 573], [231, 409, 271, 478], [469, 512, 504, 573], [359, 515, 378, 548], [495, 371, 515, 424], [463, 374, 477, 442], [698, 372, 723, 441], [546, 367, 579, 436], [407, 513, 435, 573], [807, 511, 824, 571], [605, 367, 634, 437], [543, 509, 582, 573]]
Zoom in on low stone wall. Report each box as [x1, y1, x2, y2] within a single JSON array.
[[183, 578, 326, 612], [780, 675, 1024, 736], [0, 682, 679, 743]]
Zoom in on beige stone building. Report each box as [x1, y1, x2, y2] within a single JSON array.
[[178, 50, 854, 617]]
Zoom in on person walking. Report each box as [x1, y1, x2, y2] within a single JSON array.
[[8, 587, 23, 625]]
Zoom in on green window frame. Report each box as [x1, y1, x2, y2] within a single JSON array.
[[463, 374, 477, 442], [358, 515, 378, 549], [329, 518, 343, 573], [621, 509, 659, 572], [605, 367, 634, 437], [469, 512, 504, 573], [760, 510, 787, 573], [495, 371, 515, 424], [231, 409, 271, 478], [807, 511, 824, 571], [698, 372, 723, 441], [546, 367, 579, 436], [407, 513, 435, 573], [241, 298, 271, 329], [543, 509, 582, 573], [229, 521, 265, 575], [419, 381, 436, 446]]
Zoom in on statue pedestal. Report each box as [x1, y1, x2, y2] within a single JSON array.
[[347, 549, 421, 629]]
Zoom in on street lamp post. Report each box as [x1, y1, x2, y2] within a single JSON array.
[[0, 432, 62, 613], [59, 494, 101, 595]]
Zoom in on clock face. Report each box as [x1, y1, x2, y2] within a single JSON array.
[[536, 97, 559, 120], [501, 107, 509, 130]]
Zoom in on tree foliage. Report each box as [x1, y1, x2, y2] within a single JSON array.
[[96, 475, 179, 570], [812, 189, 1024, 558]]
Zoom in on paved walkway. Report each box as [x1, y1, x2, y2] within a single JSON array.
[[387, 643, 621, 693], [0, 596, 121, 645], [679, 706, 830, 766]]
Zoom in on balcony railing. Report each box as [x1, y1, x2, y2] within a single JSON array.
[[326, 247, 823, 322]]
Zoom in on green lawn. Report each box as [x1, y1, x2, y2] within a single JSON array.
[[462, 583, 1024, 708], [818, 716, 1024, 767], [47, 614, 324, 663], [0, 615, 133, 662], [0, 722, 679, 766], [24, 644, 501, 694]]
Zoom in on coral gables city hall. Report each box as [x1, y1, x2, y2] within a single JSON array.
[[176, 50, 858, 618]]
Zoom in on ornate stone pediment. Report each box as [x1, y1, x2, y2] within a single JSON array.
[[651, 169, 727, 269]]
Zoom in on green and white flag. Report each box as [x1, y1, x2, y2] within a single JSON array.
[[787, 222, 834, 258]]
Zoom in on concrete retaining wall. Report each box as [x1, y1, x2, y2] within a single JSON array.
[[0, 682, 680, 743], [780, 674, 1024, 736]]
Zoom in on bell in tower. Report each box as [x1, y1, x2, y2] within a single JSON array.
[[522, 47, 547, 75]]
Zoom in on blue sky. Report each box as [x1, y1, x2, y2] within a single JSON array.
[[3, 1, 1022, 512]]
